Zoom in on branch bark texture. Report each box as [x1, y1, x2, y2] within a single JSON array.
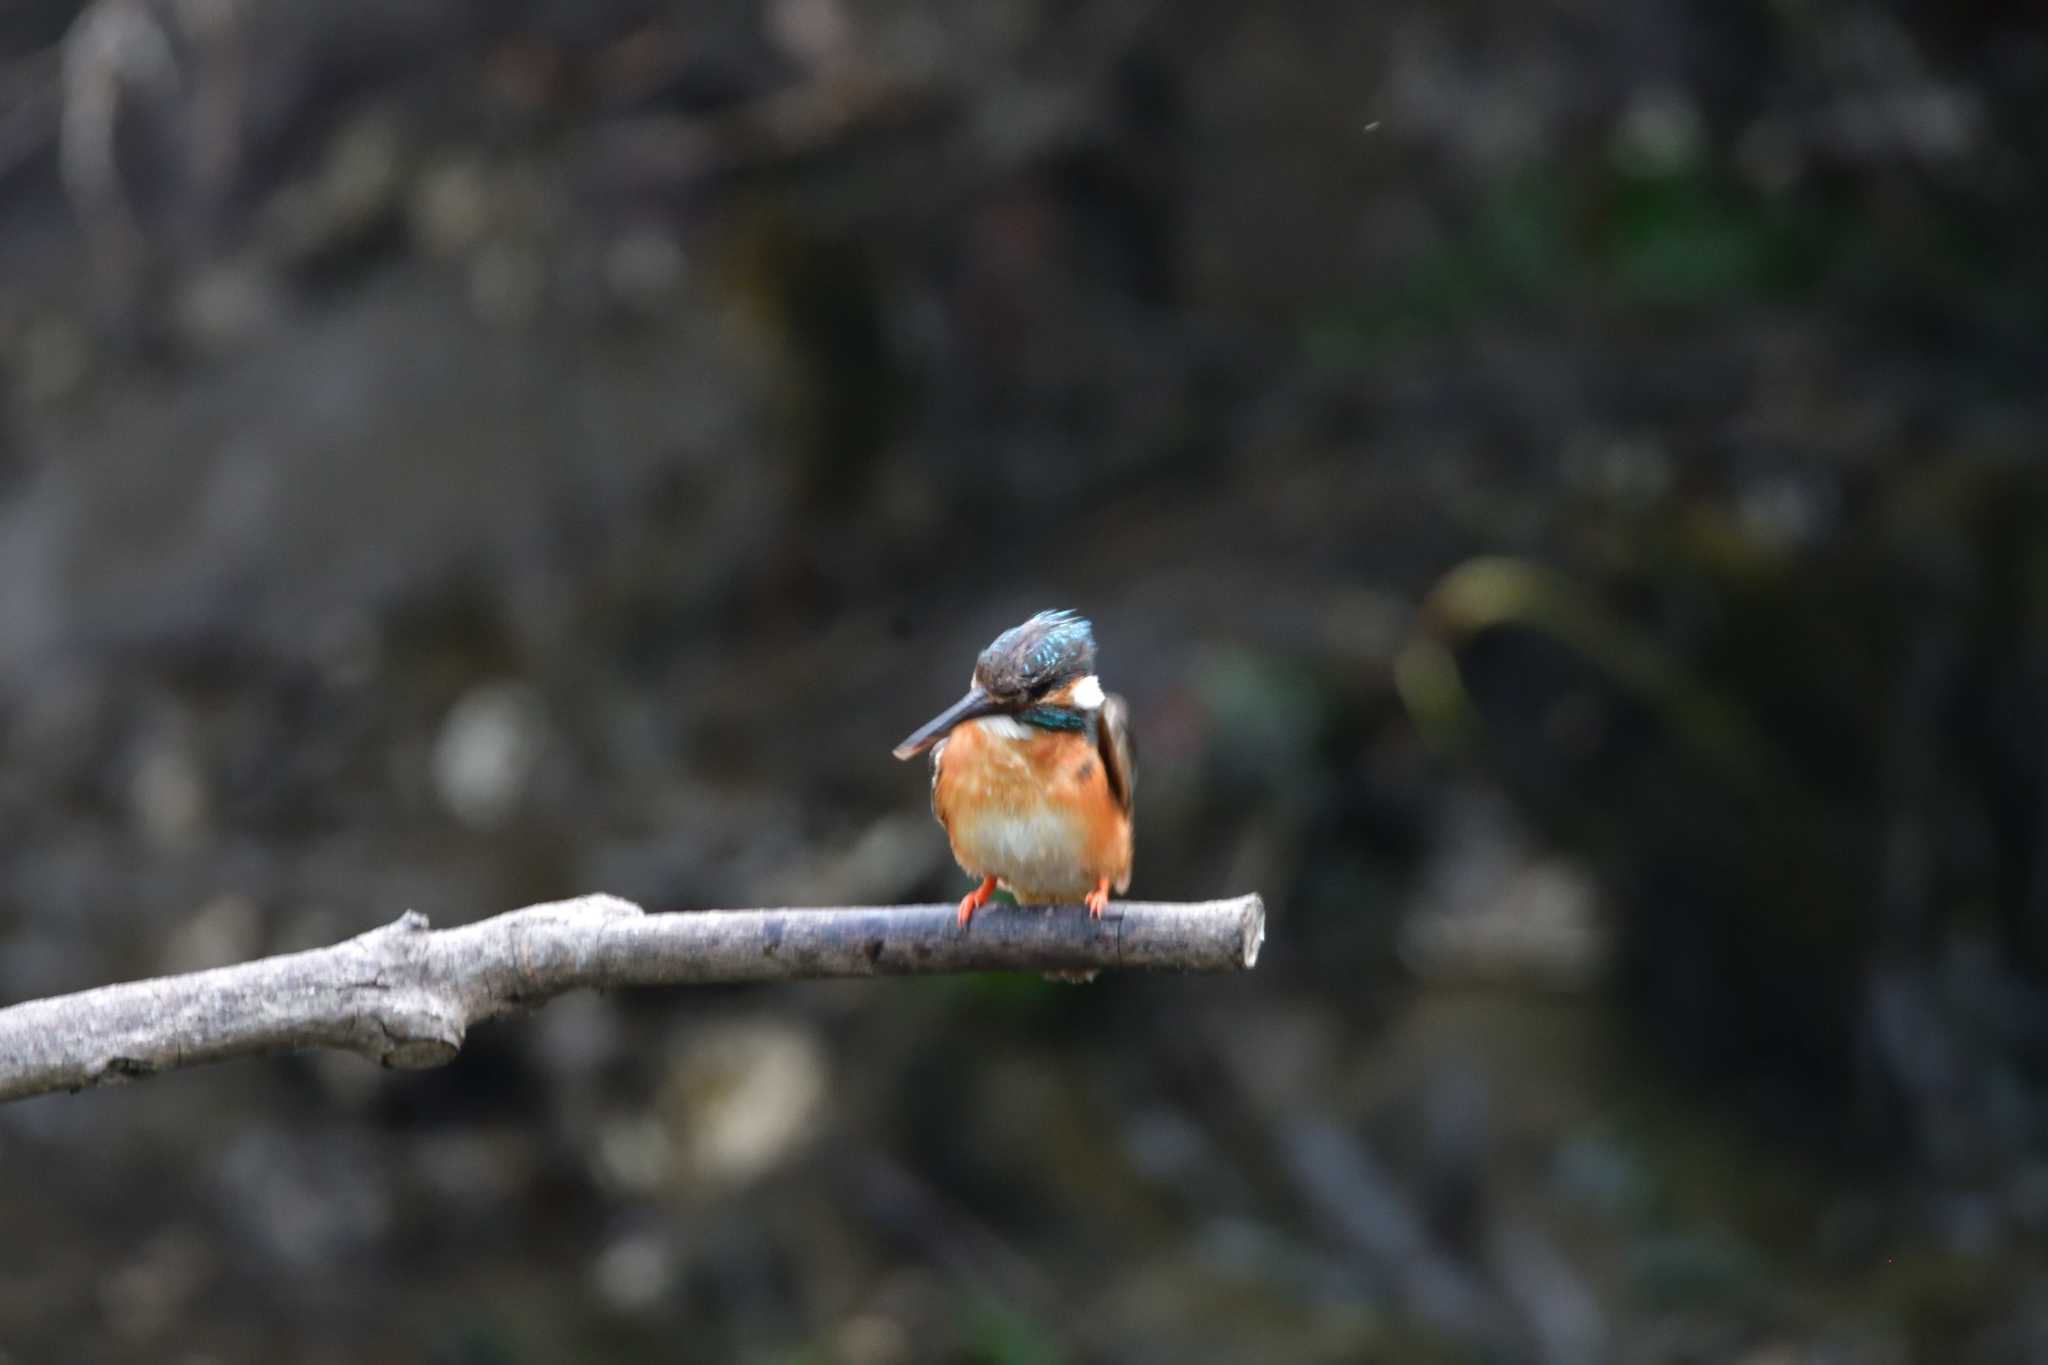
[[0, 894, 1265, 1103]]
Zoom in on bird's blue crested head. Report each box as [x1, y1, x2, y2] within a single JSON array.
[[974, 609, 1097, 699]]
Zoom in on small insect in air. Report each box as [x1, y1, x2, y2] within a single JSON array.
[[893, 610, 1135, 927]]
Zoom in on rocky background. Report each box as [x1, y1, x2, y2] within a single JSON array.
[[3, 1, 2046, 1361]]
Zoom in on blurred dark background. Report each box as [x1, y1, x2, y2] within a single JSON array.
[[3, 1, 2047, 1361]]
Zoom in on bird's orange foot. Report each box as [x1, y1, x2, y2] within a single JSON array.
[[1085, 878, 1112, 918], [957, 876, 999, 928]]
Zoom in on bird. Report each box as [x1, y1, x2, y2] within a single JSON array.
[[892, 610, 1134, 927]]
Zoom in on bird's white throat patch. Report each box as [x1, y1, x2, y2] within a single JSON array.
[[973, 714, 1037, 741]]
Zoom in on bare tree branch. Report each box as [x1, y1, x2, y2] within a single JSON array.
[[0, 894, 1265, 1103]]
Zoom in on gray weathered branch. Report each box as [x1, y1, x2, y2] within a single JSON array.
[[0, 894, 1265, 1103]]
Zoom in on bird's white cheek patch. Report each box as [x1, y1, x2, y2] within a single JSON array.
[[1070, 675, 1105, 709]]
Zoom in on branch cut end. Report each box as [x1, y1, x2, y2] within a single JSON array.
[[381, 1036, 462, 1070], [369, 998, 467, 1070]]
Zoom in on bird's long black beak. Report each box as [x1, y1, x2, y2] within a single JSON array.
[[892, 686, 1001, 759]]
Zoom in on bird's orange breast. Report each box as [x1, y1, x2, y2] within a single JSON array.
[[932, 717, 1132, 901]]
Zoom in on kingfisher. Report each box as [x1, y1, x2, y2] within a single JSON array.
[[892, 610, 1134, 926]]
